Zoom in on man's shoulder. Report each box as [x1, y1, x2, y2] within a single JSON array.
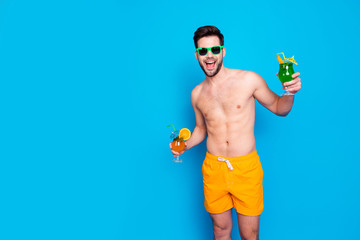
[[190, 82, 204, 103], [191, 81, 204, 94], [228, 69, 265, 95], [230, 69, 261, 80], [224, 69, 262, 87]]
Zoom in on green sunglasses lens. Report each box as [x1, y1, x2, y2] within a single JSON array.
[[211, 46, 221, 54], [198, 48, 208, 56], [197, 46, 223, 56]]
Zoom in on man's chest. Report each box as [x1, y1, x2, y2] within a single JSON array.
[[196, 86, 254, 119]]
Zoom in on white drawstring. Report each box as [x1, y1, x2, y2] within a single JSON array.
[[218, 157, 233, 171]]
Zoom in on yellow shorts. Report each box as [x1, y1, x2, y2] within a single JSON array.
[[202, 150, 264, 216]]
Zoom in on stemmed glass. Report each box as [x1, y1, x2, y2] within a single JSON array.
[[169, 130, 185, 162], [278, 62, 295, 96], [277, 52, 297, 96]]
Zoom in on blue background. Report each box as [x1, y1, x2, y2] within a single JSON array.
[[1, 0, 359, 239]]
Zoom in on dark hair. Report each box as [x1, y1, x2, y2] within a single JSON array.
[[193, 26, 224, 48]]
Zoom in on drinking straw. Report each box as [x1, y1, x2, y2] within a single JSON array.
[[167, 124, 176, 132], [276, 56, 284, 64], [277, 52, 287, 63]]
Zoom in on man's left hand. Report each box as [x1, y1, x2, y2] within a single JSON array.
[[283, 72, 301, 94]]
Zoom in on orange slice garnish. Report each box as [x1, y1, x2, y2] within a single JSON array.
[[276, 56, 284, 64], [179, 128, 191, 141]]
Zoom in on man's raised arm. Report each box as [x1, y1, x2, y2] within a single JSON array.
[[252, 71, 301, 116]]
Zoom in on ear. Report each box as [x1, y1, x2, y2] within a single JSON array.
[[222, 47, 226, 58], [195, 50, 198, 60]]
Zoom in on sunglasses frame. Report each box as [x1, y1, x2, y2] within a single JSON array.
[[196, 46, 224, 56]]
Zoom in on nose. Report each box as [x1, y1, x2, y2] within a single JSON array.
[[206, 49, 214, 57], [204, 51, 216, 60]]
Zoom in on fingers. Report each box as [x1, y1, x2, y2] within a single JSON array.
[[171, 150, 180, 157], [283, 79, 298, 88], [169, 143, 177, 156], [169, 142, 183, 157], [283, 77, 302, 93], [292, 72, 300, 78], [171, 149, 185, 157], [279, 72, 302, 94], [287, 85, 301, 94], [283, 75, 301, 87]]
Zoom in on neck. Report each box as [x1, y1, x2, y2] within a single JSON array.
[[206, 66, 228, 85]]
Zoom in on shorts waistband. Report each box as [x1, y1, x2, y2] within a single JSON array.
[[205, 150, 258, 162]]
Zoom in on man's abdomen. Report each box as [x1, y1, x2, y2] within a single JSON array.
[[206, 131, 256, 157]]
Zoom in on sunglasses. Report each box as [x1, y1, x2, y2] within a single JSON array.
[[196, 46, 224, 56]]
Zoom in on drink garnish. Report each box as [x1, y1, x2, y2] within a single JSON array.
[[179, 128, 191, 141], [277, 52, 298, 65], [277, 52, 286, 63], [285, 56, 298, 65], [167, 124, 176, 132], [276, 56, 284, 64]]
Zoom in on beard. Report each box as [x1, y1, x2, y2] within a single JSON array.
[[199, 57, 223, 77]]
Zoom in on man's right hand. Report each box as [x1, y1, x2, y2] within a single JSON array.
[[169, 142, 187, 157]]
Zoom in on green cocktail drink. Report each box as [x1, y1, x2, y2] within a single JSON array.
[[276, 52, 297, 96], [278, 62, 295, 83]]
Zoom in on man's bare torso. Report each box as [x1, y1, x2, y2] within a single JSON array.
[[193, 68, 257, 157]]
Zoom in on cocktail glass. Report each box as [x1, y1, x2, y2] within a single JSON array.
[[278, 62, 295, 96], [169, 130, 185, 163]]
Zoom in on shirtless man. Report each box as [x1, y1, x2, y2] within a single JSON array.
[[169, 26, 301, 240]]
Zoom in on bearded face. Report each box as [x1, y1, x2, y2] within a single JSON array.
[[195, 36, 225, 78]]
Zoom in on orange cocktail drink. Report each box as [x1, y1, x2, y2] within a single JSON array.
[[172, 138, 185, 153], [167, 125, 191, 163]]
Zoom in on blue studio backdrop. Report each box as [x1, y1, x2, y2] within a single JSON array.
[[1, 0, 359, 239]]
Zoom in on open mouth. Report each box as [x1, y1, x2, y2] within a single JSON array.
[[205, 60, 216, 70]]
